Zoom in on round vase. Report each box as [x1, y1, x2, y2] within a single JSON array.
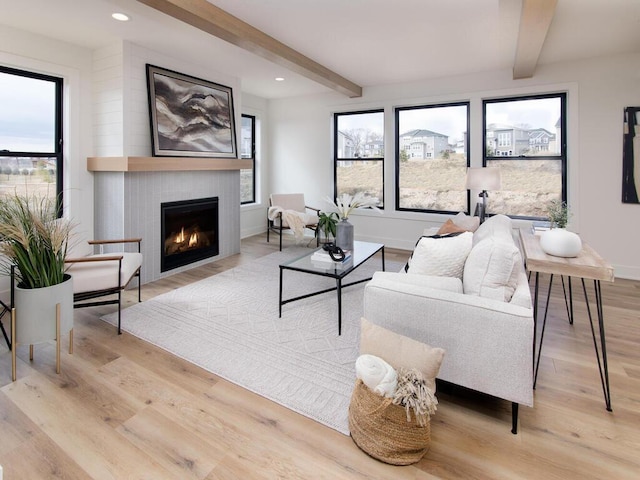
[[335, 218, 354, 252], [14, 274, 74, 345], [540, 228, 582, 258]]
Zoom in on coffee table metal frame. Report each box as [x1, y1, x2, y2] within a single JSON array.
[[278, 241, 385, 335]]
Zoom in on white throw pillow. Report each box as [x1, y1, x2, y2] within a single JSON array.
[[453, 212, 480, 232], [472, 214, 513, 245], [405, 232, 473, 279], [463, 237, 523, 302]]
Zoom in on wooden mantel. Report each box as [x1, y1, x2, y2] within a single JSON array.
[[87, 156, 252, 172]]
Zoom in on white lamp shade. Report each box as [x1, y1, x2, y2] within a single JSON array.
[[465, 167, 501, 191]]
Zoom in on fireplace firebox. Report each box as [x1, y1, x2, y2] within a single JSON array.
[[161, 197, 219, 272]]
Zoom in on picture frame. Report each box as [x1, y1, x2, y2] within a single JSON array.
[[145, 64, 237, 158]]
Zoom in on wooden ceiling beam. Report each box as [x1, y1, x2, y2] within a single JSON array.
[[135, 0, 363, 97], [513, 0, 558, 79]]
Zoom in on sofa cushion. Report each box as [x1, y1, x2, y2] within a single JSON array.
[[360, 317, 445, 392], [472, 214, 513, 245], [437, 219, 468, 235], [463, 237, 522, 302], [453, 212, 480, 232], [405, 231, 473, 279]]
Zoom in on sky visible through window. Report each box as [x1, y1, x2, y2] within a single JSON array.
[[0, 71, 56, 153]]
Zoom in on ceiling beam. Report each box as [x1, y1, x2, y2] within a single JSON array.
[[513, 0, 558, 79], [135, 0, 363, 97]]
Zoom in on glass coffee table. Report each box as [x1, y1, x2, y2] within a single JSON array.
[[279, 241, 385, 335]]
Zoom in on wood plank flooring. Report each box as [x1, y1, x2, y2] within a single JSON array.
[[1, 233, 639, 479]]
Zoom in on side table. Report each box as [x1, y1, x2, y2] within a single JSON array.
[[519, 229, 615, 411]]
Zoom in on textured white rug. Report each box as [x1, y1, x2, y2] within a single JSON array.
[[103, 247, 398, 435]]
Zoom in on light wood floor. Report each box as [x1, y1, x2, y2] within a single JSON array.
[[1, 233, 639, 479]]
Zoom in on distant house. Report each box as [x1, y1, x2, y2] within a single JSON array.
[[528, 128, 556, 153], [486, 123, 530, 156], [363, 139, 384, 157], [336, 130, 355, 158], [399, 129, 449, 159]]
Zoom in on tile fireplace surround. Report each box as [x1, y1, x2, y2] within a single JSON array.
[[93, 169, 241, 285]]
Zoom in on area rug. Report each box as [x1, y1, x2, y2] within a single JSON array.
[[102, 247, 400, 435]]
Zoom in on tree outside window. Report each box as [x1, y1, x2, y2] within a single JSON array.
[[334, 110, 384, 206]]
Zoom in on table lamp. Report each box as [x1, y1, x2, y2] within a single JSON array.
[[465, 167, 501, 223]]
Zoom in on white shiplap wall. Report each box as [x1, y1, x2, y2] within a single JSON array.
[[91, 41, 242, 284]]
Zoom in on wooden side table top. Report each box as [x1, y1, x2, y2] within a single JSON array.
[[519, 229, 615, 282]]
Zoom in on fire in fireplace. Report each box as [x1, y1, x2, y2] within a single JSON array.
[[161, 197, 219, 272]]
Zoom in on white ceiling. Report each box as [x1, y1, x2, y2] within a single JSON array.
[[1, 0, 639, 99]]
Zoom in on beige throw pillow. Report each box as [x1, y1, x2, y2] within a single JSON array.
[[360, 317, 445, 392], [437, 219, 468, 235]]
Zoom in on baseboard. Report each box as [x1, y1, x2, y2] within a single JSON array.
[[611, 264, 640, 281]]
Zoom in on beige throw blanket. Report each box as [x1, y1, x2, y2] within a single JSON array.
[[268, 206, 307, 244]]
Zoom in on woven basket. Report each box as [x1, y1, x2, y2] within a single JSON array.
[[348, 379, 431, 465]]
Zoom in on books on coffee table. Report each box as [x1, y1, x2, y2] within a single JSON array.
[[311, 249, 352, 264]]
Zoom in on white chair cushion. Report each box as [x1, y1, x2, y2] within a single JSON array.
[[67, 252, 142, 294]]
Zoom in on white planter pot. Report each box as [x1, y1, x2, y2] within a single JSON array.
[[14, 274, 74, 345], [540, 228, 583, 258]]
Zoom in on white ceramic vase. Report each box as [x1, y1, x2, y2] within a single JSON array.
[[540, 228, 582, 258]]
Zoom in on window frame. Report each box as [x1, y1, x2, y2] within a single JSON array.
[[333, 109, 385, 208], [0, 65, 64, 214], [240, 113, 256, 205], [483, 92, 567, 221], [394, 101, 471, 215]]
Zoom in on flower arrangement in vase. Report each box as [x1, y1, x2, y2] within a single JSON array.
[[324, 193, 381, 251]]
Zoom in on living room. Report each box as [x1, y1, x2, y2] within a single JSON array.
[[1, 1, 639, 478]]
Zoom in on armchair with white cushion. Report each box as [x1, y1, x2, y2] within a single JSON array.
[[65, 238, 143, 334], [267, 193, 320, 250]]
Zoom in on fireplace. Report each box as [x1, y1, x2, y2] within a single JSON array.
[[161, 197, 219, 272]]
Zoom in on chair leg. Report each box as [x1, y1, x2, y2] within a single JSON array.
[[137, 270, 142, 303], [279, 223, 283, 251], [267, 216, 270, 243], [117, 290, 122, 335]]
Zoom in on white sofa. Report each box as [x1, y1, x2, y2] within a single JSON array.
[[363, 214, 534, 433]]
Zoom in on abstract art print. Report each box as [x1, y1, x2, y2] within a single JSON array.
[[622, 106, 640, 204], [146, 64, 237, 158]]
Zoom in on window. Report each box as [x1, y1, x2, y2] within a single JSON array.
[[0, 65, 63, 207], [483, 93, 566, 219], [396, 102, 470, 213], [240, 114, 255, 204], [334, 110, 384, 205]]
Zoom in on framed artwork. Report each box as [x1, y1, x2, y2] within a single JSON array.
[[146, 64, 237, 158], [622, 106, 640, 204]]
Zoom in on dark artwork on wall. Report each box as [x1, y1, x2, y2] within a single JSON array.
[[146, 64, 237, 158], [622, 106, 640, 204]]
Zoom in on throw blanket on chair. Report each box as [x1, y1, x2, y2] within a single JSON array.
[[268, 206, 307, 244]]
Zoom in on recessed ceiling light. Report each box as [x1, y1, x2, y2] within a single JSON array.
[[275, 77, 285, 82], [112, 13, 130, 22]]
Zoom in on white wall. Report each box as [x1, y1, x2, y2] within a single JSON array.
[[0, 26, 94, 300], [266, 53, 640, 280]]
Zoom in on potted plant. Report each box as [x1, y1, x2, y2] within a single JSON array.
[[540, 199, 582, 257], [0, 193, 75, 360], [317, 211, 338, 244], [324, 192, 381, 251]]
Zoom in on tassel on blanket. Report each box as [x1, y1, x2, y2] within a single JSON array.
[[392, 368, 438, 426]]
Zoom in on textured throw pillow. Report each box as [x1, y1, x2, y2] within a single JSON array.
[[436, 219, 468, 235], [463, 237, 523, 302], [360, 317, 445, 392], [453, 212, 480, 232], [472, 213, 513, 245], [405, 231, 473, 279]]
